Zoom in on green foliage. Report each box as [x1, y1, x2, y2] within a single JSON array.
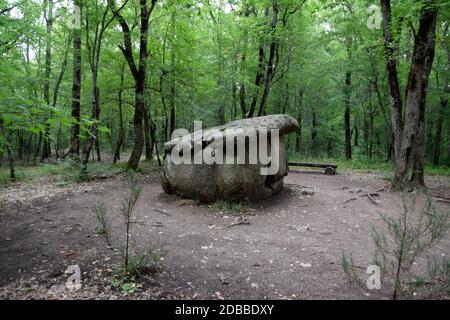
[[1, 0, 449, 176], [209, 199, 248, 214]]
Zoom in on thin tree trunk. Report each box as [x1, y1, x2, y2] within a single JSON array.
[[238, 5, 250, 117], [247, 7, 269, 118], [114, 64, 126, 164], [143, 108, 153, 161], [296, 89, 304, 154], [68, 0, 82, 158], [344, 37, 352, 160], [0, 117, 15, 180], [380, 0, 403, 162], [258, 1, 279, 117], [42, 0, 53, 161], [433, 50, 449, 165], [311, 109, 318, 157], [169, 9, 176, 134]]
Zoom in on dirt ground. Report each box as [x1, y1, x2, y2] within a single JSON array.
[[0, 169, 449, 300]]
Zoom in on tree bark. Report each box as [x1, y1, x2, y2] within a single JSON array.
[[111, 0, 156, 170], [258, 1, 279, 117], [238, 4, 250, 117], [296, 89, 304, 154], [311, 109, 318, 157], [392, 1, 438, 190], [42, 0, 53, 161], [0, 116, 15, 180], [68, 0, 82, 158], [380, 0, 403, 162], [433, 48, 449, 165], [247, 7, 269, 118], [344, 38, 352, 160], [114, 64, 126, 164], [169, 9, 176, 134]]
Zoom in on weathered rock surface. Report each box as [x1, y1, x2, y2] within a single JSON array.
[[161, 114, 299, 202]]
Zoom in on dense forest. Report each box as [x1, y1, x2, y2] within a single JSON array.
[[0, 0, 449, 189]]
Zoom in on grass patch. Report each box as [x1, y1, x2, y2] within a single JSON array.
[[208, 199, 248, 215], [0, 159, 125, 187]]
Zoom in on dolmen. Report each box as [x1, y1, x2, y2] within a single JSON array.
[[161, 114, 300, 203]]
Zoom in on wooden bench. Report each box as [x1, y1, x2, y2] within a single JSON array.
[[288, 162, 338, 175]]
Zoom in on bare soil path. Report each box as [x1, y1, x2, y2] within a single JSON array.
[[0, 170, 449, 300]]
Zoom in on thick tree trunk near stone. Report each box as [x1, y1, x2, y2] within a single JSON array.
[[392, 2, 437, 190]]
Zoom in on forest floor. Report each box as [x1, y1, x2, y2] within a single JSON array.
[[0, 165, 449, 300]]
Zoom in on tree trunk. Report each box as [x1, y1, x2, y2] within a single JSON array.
[[169, 9, 176, 135], [247, 7, 269, 118], [0, 117, 15, 180], [392, 2, 437, 190], [258, 1, 279, 117], [68, 0, 82, 158], [311, 110, 318, 157], [114, 64, 126, 164], [112, 0, 156, 170], [52, 34, 70, 160], [143, 107, 153, 161], [296, 89, 304, 154], [433, 52, 449, 165], [343, 36, 353, 160], [380, 0, 404, 162], [42, 0, 53, 161], [238, 5, 250, 117], [353, 117, 359, 148], [128, 81, 145, 170]]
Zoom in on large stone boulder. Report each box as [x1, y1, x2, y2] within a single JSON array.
[[161, 114, 299, 203]]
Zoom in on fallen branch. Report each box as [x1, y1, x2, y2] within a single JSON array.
[[435, 197, 450, 204], [153, 209, 171, 217], [343, 193, 381, 206], [376, 184, 390, 193]]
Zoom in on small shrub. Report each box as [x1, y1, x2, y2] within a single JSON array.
[[342, 194, 450, 299], [93, 174, 164, 294]]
